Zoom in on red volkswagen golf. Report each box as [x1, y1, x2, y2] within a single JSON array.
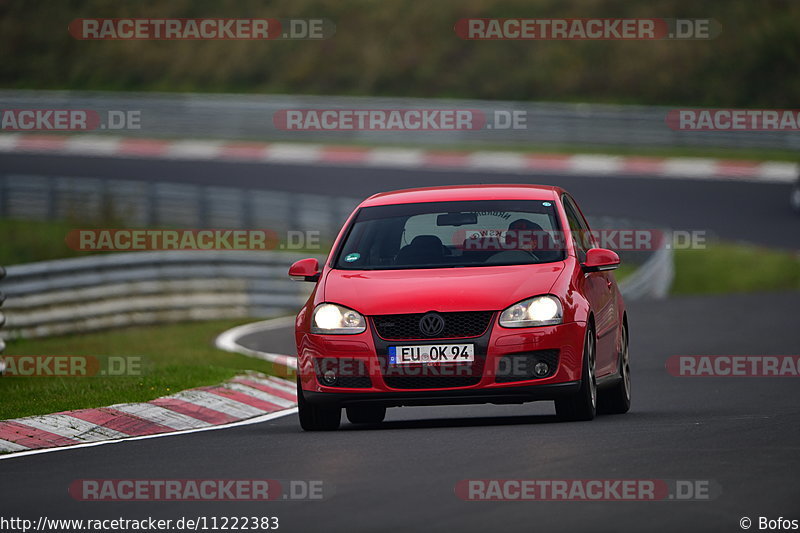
[[289, 184, 630, 430]]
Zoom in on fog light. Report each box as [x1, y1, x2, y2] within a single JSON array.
[[533, 361, 550, 377], [322, 369, 337, 385]]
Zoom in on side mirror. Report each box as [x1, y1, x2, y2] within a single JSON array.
[[582, 248, 620, 272], [289, 258, 321, 282]]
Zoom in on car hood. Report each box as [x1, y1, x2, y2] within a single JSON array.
[[322, 262, 566, 315]]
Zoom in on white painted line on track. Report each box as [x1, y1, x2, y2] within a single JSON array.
[[569, 154, 623, 175], [0, 133, 20, 151], [165, 140, 223, 159], [65, 136, 122, 155], [264, 143, 322, 163], [468, 151, 527, 171], [214, 316, 298, 370], [366, 148, 425, 167], [757, 162, 798, 183]]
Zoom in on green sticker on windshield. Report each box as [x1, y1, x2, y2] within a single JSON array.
[[345, 253, 360, 262]]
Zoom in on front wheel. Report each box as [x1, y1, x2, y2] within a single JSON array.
[[555, 324, 597, 421], [297, 378, 341, 431], [598, 322, 631, 415]]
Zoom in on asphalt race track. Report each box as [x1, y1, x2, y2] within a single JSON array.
[[1, 153, 798, 532], [1, 153, 798, 249], [1, 292, 798, 532]]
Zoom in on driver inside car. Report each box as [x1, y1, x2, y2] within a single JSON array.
[[504, 218, 563, 262]]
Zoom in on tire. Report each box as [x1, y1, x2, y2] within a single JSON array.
[[297, 378, 341, 431], [346, 405, 386, 425], [598, 322, 631, 415], [555, 324, 597, 421]]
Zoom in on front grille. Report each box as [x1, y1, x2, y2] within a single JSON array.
[[382, 356, 486, 389], [372, 311, 494, 340], [495, 350, 559, 383], [383, 375, 482, 389]]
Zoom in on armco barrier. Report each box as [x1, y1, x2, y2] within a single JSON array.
[[590, 216, 674, 300], [1, 90, 798, 150], [0, 265, 6, 373], [0, 174, 359, 243], [0, 251, 324, 339], [618, 232, 674, 300]]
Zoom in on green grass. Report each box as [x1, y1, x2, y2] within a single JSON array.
[[0, 218, 99, 265], [0, 319, 290, 420], [0, 218, 329, 266], [672, 244, 800, 295], [612, 262, 636, 282]]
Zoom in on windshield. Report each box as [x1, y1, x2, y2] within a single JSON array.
[[333, 199, 565, 270]]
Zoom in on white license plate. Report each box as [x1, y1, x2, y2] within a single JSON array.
[[388, 344, 475, 365]]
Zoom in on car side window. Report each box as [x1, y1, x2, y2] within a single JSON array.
[[562, 195, 590, 262]]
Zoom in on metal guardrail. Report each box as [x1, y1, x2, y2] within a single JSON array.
[[0, 174, 359, 242], [1, 90, 798, 150], [0, 251, 323, 339], [618, 233, 674, 300], [589, 215, 674, 300], [0, 265, 6, 373]]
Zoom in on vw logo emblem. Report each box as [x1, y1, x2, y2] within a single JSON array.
[[419, 312, 445, 337]]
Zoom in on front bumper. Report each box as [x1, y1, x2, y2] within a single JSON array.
[[297, 320, 587, 404], [304, 380, 581, 407]]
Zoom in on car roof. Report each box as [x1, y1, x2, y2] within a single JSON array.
[[360, 184, 564, 207]]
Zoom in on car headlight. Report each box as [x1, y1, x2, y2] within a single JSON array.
[[499, 295, 562, 328], [311, 303, 367, 334]]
